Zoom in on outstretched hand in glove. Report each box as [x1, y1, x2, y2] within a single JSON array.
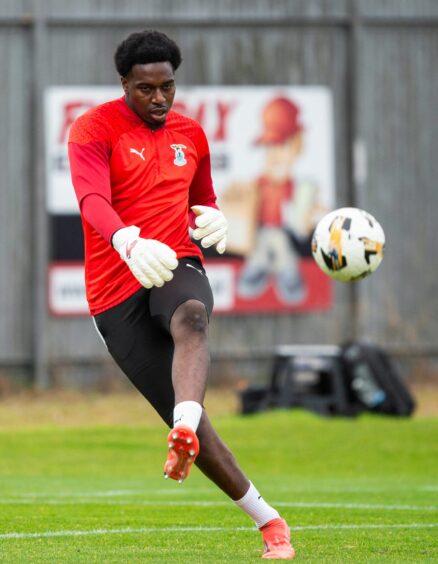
[[191, 205, 228, 254]]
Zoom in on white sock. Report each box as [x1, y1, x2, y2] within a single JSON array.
[[234, 482, 280, 528], [173, 401, 203, 432]]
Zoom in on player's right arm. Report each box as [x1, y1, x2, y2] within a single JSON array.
[[68, 113, 178, 288]]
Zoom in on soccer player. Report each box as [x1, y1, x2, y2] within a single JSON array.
[[68, 29, 295, 560]]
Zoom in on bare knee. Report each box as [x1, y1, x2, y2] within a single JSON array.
[[170, 299, 208, 342]]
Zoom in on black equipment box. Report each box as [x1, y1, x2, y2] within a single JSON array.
[[240, 343, 415, 417]]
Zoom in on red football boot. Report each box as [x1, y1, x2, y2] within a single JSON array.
[[260, 517, 295, 559], [164, 425, 200, 483]]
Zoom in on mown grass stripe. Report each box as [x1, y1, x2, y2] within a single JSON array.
[[0, 498, 436, 511], [1, 523, 437, 540]]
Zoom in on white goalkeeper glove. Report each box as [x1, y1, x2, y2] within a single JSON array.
[[112, 226, 178, 288], [191, 205, 228, 254]]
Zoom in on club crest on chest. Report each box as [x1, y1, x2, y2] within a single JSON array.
[[170, 144, 187, 166]]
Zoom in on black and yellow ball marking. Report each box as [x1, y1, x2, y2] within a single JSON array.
[[320, 216, 350, 271], [359, 238, 384, 264]]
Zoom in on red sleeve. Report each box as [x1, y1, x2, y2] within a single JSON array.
[[188, 154, 219, 229], [68, 114, 126, 243], [68, 140, 113, 206], [80, 194, 126, 243]]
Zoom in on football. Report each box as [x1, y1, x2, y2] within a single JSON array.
[[311, 207, 385, 282]]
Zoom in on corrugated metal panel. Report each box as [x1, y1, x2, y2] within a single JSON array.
[[0, 0, 29, 18], [358, 26, 438, 349], [359, 0, 438, 19], [42, 0, 350, 20], [0, 28, 32, 361]]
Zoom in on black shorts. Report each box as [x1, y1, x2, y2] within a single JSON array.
[[93, 256, 214, 426]]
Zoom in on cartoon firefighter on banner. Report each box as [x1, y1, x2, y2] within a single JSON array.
[[222, 96, 324, 304], [219, 96, 323, 304]]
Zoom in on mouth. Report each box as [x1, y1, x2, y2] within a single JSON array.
[[149, 106, 168, 120]]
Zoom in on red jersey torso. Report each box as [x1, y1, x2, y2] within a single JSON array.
[[68, 97, 216, 315]]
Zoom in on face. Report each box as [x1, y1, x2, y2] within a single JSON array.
[[121, 61, 176, 128]]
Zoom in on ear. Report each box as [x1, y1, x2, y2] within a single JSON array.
[[120, 75, 129, 95]]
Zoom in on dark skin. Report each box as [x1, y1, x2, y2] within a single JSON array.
[[121, 61, 176, 129], [121, 62, 250, 500]]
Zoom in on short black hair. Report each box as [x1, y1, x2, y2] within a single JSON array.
[[114, 29, 182, 77]]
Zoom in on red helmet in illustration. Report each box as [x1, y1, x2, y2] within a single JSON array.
[[255, 96, 302, 145]]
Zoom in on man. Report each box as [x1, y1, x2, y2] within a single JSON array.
[[68, 29, 294, 560]]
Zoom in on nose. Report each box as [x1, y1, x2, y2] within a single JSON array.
[[152, 88, 166, 104]]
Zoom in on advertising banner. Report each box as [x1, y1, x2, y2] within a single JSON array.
[[45, 86, 335, 315]]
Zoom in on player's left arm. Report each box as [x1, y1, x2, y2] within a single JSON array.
[[188, 129, 228, 254]]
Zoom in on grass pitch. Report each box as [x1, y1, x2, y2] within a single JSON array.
[[0, 402, 436, 562]]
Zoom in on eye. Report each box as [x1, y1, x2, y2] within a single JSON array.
[[162, 83, 175, 92]]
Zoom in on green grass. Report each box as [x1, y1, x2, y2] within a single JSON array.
[[0, 410, 437, 562]]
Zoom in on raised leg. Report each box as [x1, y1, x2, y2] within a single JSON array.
[[169, 299, 210, 405]]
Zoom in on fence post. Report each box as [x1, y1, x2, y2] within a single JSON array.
[[31, 4, 50, 388], [346, 0, 363, 341]]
